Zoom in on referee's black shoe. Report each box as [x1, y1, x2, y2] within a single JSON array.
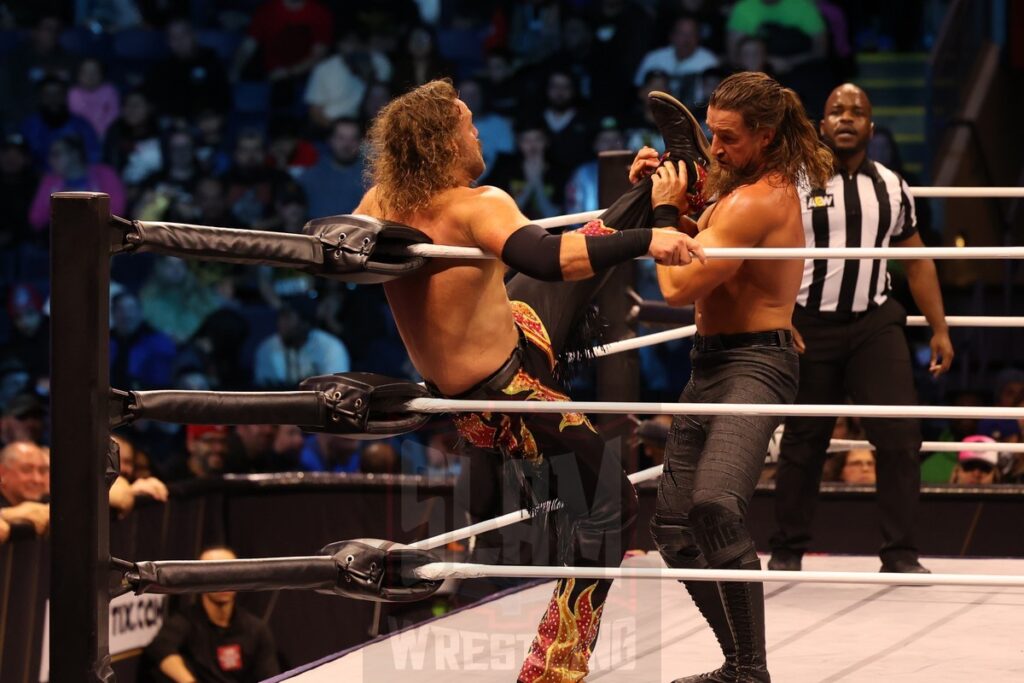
[[880, 558, 931, 574]]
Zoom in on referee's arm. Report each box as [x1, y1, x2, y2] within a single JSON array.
[[893, 231, 954, 376]]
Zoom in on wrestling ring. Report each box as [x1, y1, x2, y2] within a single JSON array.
[[47, 181, 1024, 682]]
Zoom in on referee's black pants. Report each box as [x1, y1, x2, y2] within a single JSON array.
[[770, 299, 923, 564]]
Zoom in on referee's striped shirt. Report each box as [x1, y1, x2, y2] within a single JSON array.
[[797, 159, 917, 313]]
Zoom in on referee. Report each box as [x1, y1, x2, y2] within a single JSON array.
[[768, 83, 953, 574]]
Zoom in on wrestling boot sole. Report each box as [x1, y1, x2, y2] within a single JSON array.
[[648, 90, 711, 168]]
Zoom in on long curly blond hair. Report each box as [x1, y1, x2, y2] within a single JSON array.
[[708, 71, 834, 193], [366, 79, 464, 216]]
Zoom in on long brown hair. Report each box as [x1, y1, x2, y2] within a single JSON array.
[[708, 71, 834, 192], [366, 79, 463, 216]]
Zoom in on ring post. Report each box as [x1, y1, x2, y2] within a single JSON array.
[[50, 192, 113, 681]]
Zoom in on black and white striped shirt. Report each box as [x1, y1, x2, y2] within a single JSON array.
[[797, 159, 917, 313]]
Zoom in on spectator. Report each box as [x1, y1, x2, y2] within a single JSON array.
[[977, 368, 1024, 440], [231, 0, 334, 108], [360, 441, 400, 474], [271, 425, 305, 471], [266, 117, 319, 176], [2, 283, 49, 381], [586, 0, 658, 113], [0, 440, 48, 504], [1, 394, 47, 447], [539, 70, 594, 172], [110, 291, 178, 390], [390, 24, 452, 94], [103, 89, 163, 187], [299, 433, 362, 472], [134, 129, 204, 220], [177, 424, 231, 480], [140, 256, 224, 343], [172, 176, 241, 228], [564, 118, 626, 214], [221, 129, 292, 228], [257, 186, 316, 308], [921, 389, 987, 484], [637, 415, 673, 468], [68, 58, 120, 141], [623, 69, 669, 153], [0, 441, 50, 536], [144, 546, 280, 681], [21, 76, 102, 170], [824, 448, 877, 485], [0, 360, 32, 411], [419, 422, 461, 477], [537, 15, 603, 112], [112, 433, 154, 481], [299, 118, 365, 218], [455, 79, 513, 182], [193, 109, 232, 177], [726, 0, 827, 75], [732, 35, 773, 74], [146, 19, 232, 120], [359, 81, 394, 126], [507, 0, 562, 67], [633, 15, 720, 106], [228, 424, 277, 473], [29, 134, 125, 231], [187, 306, 251, 390], [0, 15, 76, 125], [305, 29, 392, 129], [486, 122, 567, 220], [253, 306, 350, 387], [949, 437, 1000, 485], [0, 134, 39, 247], [478, 49, 523, 119]]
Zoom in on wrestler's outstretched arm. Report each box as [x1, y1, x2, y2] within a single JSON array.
[[468, 186, 705, 282]]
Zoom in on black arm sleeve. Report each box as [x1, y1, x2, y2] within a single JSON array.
[[500, 223, 565, 281], [502, 224, 654, 280], [652, 204, 680, 228]]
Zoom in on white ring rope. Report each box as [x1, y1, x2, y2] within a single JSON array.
[[527, 187, 1024, 230], [592, 316, 1024, 359], [828, 438, 1024, 454], [410, 430, 1018, 552], [413, 562, 1024, 588], [403, 243, 1024, 260], [408, 464, 664, 551], [593, 325, 697, 357], [405, 398, 1024, 420]]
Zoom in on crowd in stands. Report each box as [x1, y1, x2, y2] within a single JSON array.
[[0, 0, 1016, 544]]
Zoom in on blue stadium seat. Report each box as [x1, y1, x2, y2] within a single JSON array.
[[196, 29, 243, 64]]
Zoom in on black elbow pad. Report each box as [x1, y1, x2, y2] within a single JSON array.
[[501, 224, 564, 281]]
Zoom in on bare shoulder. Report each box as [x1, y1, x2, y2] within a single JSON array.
[[354, 185, 382, 216]]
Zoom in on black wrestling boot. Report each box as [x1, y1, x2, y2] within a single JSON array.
[[671, 578, 739, 683], [717, 556, 771, 683], [648, 90, 710, 191]]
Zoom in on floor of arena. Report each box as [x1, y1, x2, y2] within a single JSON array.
[[275, 554, 1024, 682]]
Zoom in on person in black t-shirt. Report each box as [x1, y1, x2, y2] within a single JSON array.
[[145, 546, 279, 682]]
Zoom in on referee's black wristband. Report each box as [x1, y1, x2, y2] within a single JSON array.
[[586, 229, 652, 272], [652, 204, 680, 228]]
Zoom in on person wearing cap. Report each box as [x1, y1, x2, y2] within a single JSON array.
[[179, 424, 232, 481], [950, 436, 1001, 485]]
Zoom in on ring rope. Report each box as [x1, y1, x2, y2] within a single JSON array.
[[592, 316, 1024, 359], [531, 187, 1024, 230], [403, 244, 1024, 261], [828, 438, 1024, 454], [405, 398, 1024, 420], [413, 562, 1024, 588]]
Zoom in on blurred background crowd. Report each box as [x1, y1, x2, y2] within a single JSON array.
[[1, 0, 1021, 539]]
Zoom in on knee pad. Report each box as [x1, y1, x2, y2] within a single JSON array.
[[691, 501, 757, 568], [650, 513, 704, 569]]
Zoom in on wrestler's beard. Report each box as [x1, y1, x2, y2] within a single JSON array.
[[703, 157, 762, 200]]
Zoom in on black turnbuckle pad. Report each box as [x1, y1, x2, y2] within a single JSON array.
[[305, 214, 433, 284], [300, 372, 431, 438], [320, 539, 441, 602]]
